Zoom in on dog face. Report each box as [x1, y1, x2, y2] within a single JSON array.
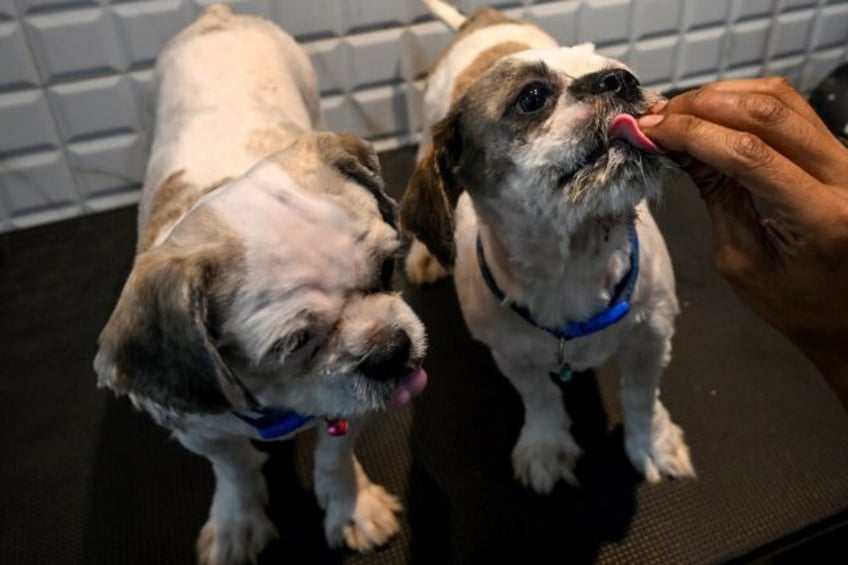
[[401, 44, 671, 266], [95, 133, 427, 423]]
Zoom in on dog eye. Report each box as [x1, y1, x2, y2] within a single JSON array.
[[515, 82, 553, 114]]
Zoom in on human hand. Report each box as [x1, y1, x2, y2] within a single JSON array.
[[637, 77, 848, 405]]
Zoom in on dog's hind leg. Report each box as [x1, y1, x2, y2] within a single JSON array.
[[176, 433, 277, 565], [616, 324, 695, 483], [312, 418, 401, 552], [493, 351, 583, 493]]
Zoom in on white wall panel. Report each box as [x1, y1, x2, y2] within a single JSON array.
[[1, 0, 846, 232]]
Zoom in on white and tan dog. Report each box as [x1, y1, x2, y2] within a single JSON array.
[[401, 1, 694, 492], [94, 5, 427, 563]]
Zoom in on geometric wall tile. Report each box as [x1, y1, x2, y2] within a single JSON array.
[[269, 0, 342, 40], [683, 0, 731, 31], [523, 1, 580, 47], [780, 0, 817, 10], [0, 20, 41, 89], [48, 76, 142, 142], [2, 150, 80, 227], [16, 0, 98, 16], [679, 27, 726, 79], [772, 10, 815, 58], [340, 0, 409, 35], [633, 0, 682, 40], [306, 38, 347, 95], [732, 0, 777, 22], [2, 0, 848, 233], [765, 54, 805, 84], [814, 3, 848, 50], [346, 28, 406, 89], [0, 89, 61, 155], [726, 19, 771, 69], [578, 0, 632, 46], [350, 84, 410, 139], [25, 8, 127, 82], [0, 0, 16, 19], [66, 131, 146, 203], [111, 0, 197, 69], [631, 36, 679, 86], [402, 21, 452, 81]]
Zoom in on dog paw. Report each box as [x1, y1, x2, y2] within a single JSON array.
[[625, 418, 695, 483], [511, 429, 582, 494], [324, 482, 402, 552], [196, 513, 278, 565], [404, 239, 448, 285]]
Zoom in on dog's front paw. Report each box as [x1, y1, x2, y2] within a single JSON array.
[[324, 482, 401, 552], [196, 513, 278, 565], [625, 414, 695, 483], [404, 239, 448, 285], [511, 427, 583, 494]]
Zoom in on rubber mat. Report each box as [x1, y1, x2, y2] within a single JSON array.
[[1, 147, 846, 565]]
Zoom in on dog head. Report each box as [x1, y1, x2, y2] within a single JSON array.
[[95, 132, 427, 424], [401, 44, 672, 266]]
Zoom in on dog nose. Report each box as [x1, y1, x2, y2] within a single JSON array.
[[358, 329, 412, 382], [569, 68, 642, 103]]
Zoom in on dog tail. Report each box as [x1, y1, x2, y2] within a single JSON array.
[[421, 0, 466, 31], [201, 3, 233, 18]]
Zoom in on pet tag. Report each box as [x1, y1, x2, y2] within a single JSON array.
[[326, 418, 349, 436], [556, 337, 572, 382]]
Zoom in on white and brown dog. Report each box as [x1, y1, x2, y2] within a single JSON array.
[[94, 5, 427, 563], [401, 1, 694, 492]]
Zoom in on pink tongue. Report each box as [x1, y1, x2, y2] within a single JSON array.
[[390, 367, 428, 408], [609, 114, 664, 153]]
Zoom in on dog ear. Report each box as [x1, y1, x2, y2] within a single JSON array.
[[316, 131, 398, 228], [94, 249, 253, 414], [400, 112, 464, 267]]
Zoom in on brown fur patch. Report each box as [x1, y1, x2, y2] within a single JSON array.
[[452, 41, 531, 101], [96, 205, 250, 414], [427, 7, 520, 74], [139, 172, 232, 253]]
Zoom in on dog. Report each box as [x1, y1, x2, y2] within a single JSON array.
[[94, 5, 428, 563], [401, 0, 694, 493]]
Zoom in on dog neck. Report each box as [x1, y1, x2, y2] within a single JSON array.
[[474, 196, 637, 329]]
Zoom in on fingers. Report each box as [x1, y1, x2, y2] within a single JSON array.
[[653, 79, 847, 183], [639, 112, 822, 225], [700, 77, 821, 124]]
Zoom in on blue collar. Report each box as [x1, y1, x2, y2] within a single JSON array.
[[233, 407, 314, 440], [233, 407, 350, 440], [476, 225, 640, 341]]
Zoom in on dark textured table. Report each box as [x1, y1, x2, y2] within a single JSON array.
[[2, 146, 846, 564]]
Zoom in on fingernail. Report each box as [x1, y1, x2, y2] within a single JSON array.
[[650, 99, 668, 113], [638, 114, 665, 128]]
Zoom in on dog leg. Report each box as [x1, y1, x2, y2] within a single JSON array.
[[176, 433, 278, 565], [494, 352, 583, 493], [313, 419, 401, 551], [404, 238, 449, 285], [616, 327, 695, 483]]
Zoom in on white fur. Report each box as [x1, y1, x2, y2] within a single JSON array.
[[97, 6, 425, 563], [408, 5, 694, 493]]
